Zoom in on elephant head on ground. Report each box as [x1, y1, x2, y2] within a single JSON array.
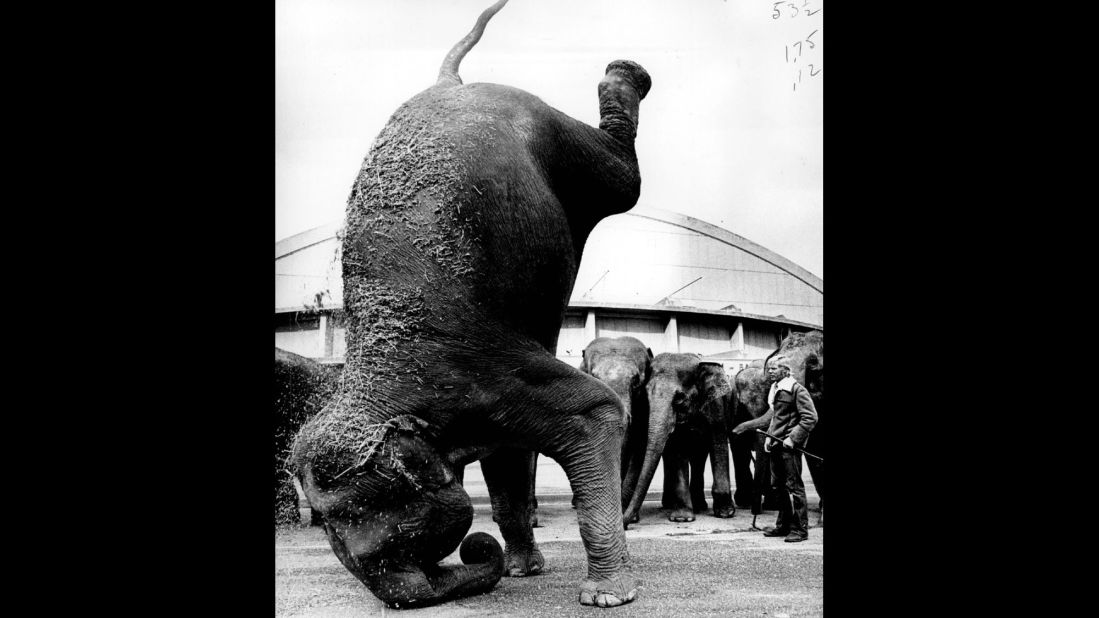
[[289, 0, 651, 609], [578, 336, 653, 516], [621, 353, 734, 525]]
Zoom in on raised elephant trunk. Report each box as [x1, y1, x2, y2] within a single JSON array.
[[621, 383, 676, 525], [598, 60, 651, 145]]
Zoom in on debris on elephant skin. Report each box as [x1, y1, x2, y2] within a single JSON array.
[[289, 0, 653, 609]]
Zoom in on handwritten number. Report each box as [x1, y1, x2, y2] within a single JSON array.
[[773, 2, 782, 19], [806, 30, 818, 48], [809, 64, 822, 77], [787, 3, 799, 17]]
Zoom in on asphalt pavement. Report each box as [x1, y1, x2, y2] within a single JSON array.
[[276, 481, 823, 617]]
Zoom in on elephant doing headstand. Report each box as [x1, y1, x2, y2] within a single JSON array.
[[621, 353, 735, 525], [578, 336, 653, 521], [289, 0, 651, 609]]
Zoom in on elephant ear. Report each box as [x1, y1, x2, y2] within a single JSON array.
[[361, 415, 453, 495], [697, 362, 732, 403], [762, 347, 779, 373]]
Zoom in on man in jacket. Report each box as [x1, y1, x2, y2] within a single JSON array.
[[762, 355, 818, 542]]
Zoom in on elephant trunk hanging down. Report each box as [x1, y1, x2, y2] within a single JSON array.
[[289, 0, 651, 610]]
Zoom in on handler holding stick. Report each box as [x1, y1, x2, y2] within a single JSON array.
[[761, 355, 818, 543]]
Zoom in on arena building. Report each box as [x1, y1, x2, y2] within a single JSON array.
[[275, 207, 823, 374]]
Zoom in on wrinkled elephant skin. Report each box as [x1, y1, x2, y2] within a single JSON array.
[[289, 0, 652, 609], [622, 354, 734, 525], [579, 336, 653, 522]]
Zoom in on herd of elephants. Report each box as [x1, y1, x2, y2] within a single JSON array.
[[274, 0, 822, 610]]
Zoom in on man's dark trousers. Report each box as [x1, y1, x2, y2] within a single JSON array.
[[770, 446, 809, 537]]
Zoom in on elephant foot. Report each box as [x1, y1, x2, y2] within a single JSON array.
[[668, 508, 695, 522], [504, 545, 544, 577], [578, 575, 640, 607], [712, 493, 735, 518], [621, 511, 641, 530]]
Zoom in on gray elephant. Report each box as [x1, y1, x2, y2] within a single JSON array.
[[621, 353, 734, 524], [578, 336, 653, 519], [767, 331, 823, 508], [727, 361, 782, 512], [289, 0, 651, 609], [730, 331, 824, 514], [274, 347, 340, 525]]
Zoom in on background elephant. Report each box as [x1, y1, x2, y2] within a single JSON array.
[[289, 0, 652, 609], [621, 354, 734, 524], [274, 347, 340, 525], [730, 331, 824, 516], [578, 336, 653, 518], [764, 330, 824, 510], [728, 361, 783, 512]]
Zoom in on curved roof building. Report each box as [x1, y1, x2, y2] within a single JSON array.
[[276, 207, 822, 372]]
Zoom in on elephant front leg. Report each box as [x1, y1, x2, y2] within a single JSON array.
[[708, 428, 735, 518], [546, 402, 639, 607], [481, 448, 544, 577], [664, 448, 695, 522], [689, 448, 708, 514], [497, 354, 639, 606], [731, 434, 756, 508]]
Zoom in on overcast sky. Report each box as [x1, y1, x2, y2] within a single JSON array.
[[276, 0, 822, 278]]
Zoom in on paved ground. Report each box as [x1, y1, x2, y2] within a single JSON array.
[[406, 455, 815, 505], [276, 479, 823, 617]]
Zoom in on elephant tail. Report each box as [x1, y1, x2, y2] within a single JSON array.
[[437, 0, 510, 86]]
